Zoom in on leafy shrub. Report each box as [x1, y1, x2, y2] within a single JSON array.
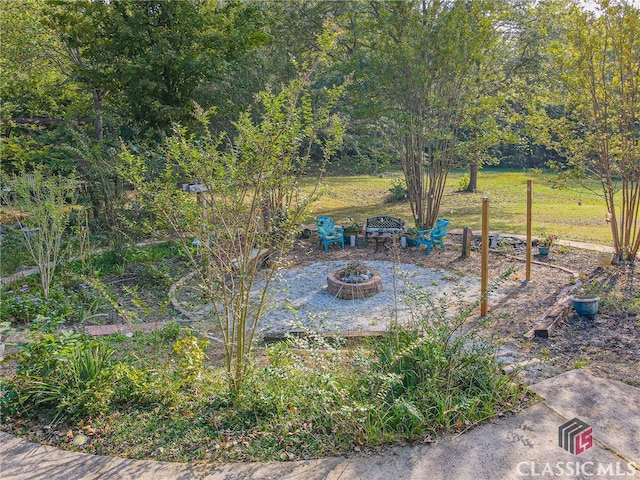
[[365, 320, 511, 436], [172, 335, 209, 381], [0, 277, 526, 462], [109, 363, 180, 409], [158, 321, 181, 342], [133, 263, 172, 289], [1, 325, 184, 422], [387, 177, 408, 202], [457, 174, 470, 192], [0, 228, 32, 276], [4, 330, 115, 421], [368, 279, 520, 435]]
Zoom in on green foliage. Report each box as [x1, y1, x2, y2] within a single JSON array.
[[351, 0, 506, 228], [2, 167, 79, 299], [366, 323, 509, 435], [0, 127, 78, 176], [1, 323, 187, 422], [172, 335, 208, 382], [120, 66, 346, 394], [0, 0, 84, 122], [0, 285, 74, 326], [2, 294, 526, 462], [387, 177, 408, 202], [572, 280, 602, 299], [107, 362, 180, 410], [4, 328, 114, 421], [39, 0, 269, 135], [457, 174, 471, 192], [0, 228, 33, 277], [546, 1, 640, 261], [63, 242, 181, 278], [1, 265, 110, 327], [344, 278, 520, 439], [537, 231, 557, 247], [342, 217, 361, 233]]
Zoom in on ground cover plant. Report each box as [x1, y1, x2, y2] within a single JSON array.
[[0, 287, 529, 463], [0, 241, 188, 328]]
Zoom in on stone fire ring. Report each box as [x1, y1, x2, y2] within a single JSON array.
[[327, 271, 383, 300]]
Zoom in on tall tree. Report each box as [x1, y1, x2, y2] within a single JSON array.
[[0, 0, 89, 174], [42, 0, 115, 140], [346, 0, 505, 228], [33, 0, 268, 234], [550, 0, 640, 262], [42, 0, 268, 138], [0, 0, 82, 121]]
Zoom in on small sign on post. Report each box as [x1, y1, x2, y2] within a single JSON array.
[[181, 182, 208, 212], [182, 182, 208, 194]]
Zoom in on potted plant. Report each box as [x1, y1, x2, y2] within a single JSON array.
[[343, 218, 361, 247], [571, 280, 601, 319], [404, 227, 419, 248], [537, 232, 557, 255]]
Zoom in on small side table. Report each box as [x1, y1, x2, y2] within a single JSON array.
[[371, 232, 392, 253]]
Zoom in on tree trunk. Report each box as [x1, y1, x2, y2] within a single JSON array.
[[466, 159, 478, 193], [92, 89, 104, 141]]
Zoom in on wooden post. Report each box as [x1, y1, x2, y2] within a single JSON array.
[[481, 197, 489, 317], [197, 191, 207, 214], [461, 226, 472, 258], [526, 180, 532, 281]]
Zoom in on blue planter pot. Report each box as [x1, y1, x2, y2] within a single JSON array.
[[538, 246, 550, 255], [406, 237, 418, 247], [571, 297, 600, 318]]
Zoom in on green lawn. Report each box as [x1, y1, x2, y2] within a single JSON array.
[[304, 169, 613, 246]]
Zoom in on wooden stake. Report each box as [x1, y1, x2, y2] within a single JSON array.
[[461, 226, 472, 258], [481, 196, 489, 317], [526, 180, 532, 281]]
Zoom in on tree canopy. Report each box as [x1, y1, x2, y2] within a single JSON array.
[[2, 0, 639, 258]]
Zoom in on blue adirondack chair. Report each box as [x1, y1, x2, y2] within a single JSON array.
[[416, 218, 450, 255], [316, 216, 345, 252]]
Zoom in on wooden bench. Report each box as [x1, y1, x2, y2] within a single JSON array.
[[365, 216, 406, 243]]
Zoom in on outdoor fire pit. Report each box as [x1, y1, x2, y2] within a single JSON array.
[[327, 261, 382, 300]]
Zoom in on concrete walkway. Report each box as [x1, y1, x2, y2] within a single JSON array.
[[1, 369, 638, 480]]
